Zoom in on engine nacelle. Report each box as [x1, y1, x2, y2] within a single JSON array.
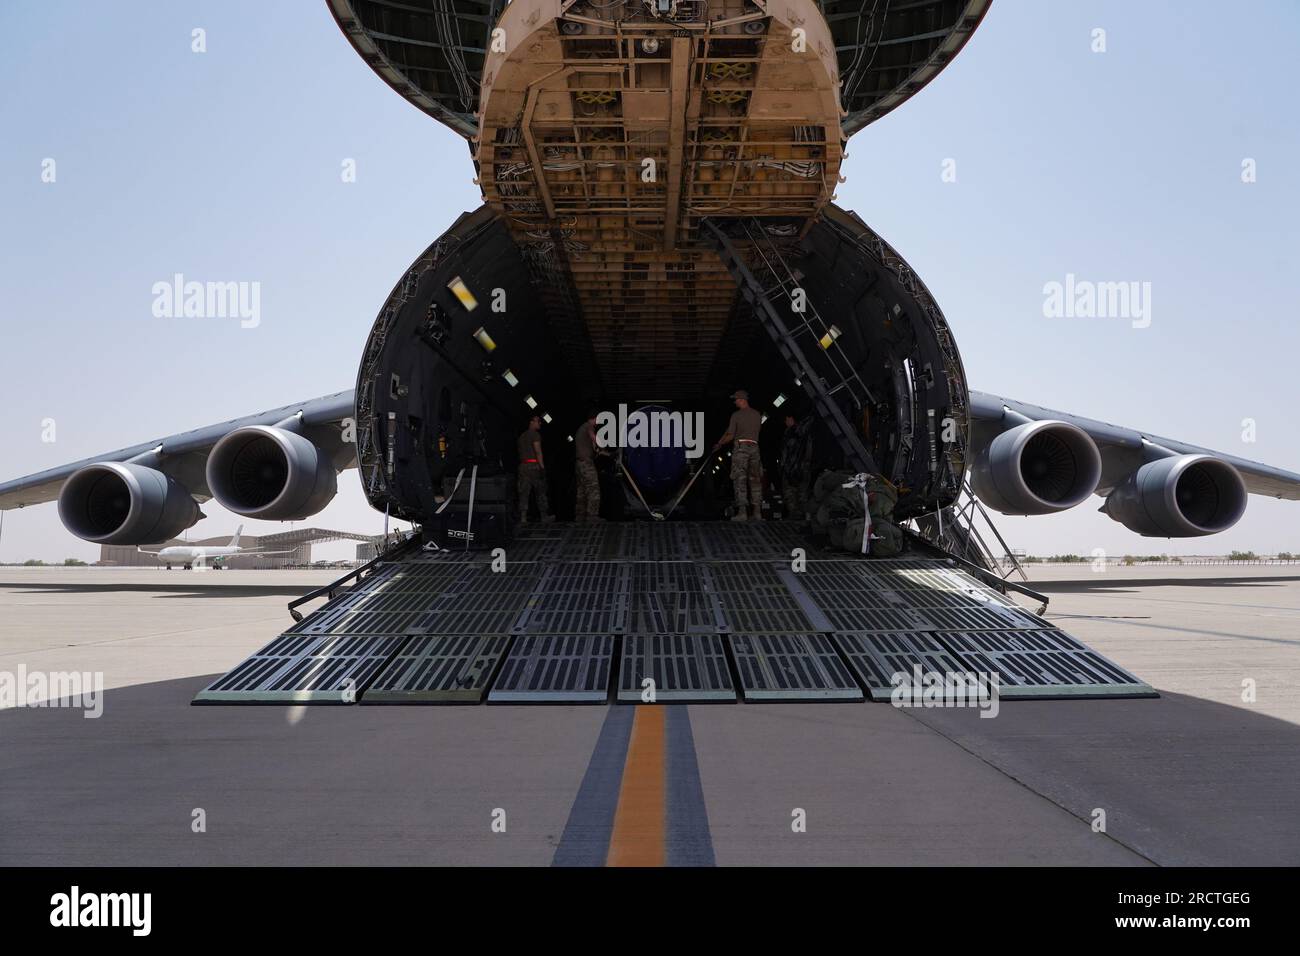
[[1103, 454, 1247, 537], [57, 462, 201, 544], [205, 425, 336, 520], [971, 420, 1102, 515]]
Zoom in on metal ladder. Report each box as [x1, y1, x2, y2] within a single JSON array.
[[912, 478, 1029, 581], [703, 218, 879, 474]]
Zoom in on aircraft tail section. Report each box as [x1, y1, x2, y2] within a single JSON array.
[[230, 525, 243, 549]]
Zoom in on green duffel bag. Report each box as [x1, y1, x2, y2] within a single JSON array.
[[812, 472, 901, 542], [869, 517, 905, 557], [863, 476, 899, 518], [839, 473, 900, 518], [838, 517, 869, 554], [824, 486, 865, 521], [832, 520, 863, 556], [840, 516, 905, 556], [811, 502, 834, 534], [812, 470, 854, 507]]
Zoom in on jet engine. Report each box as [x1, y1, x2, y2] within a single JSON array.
[[205, 425, 337, 520], [971, 420, 1103, 515], [1103, 454, 1247, 537], [57, 462, 201, 544]]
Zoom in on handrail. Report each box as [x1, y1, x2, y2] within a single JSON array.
[[286, 532, 420, 622]]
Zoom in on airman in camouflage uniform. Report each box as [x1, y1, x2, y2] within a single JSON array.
[[574, 409, 605, 522], [780, 412, 812, 521], [516, 415, 551, 524], [714, 389, 764, 521]]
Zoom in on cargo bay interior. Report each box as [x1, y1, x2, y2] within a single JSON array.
[[355, 203, 970, 525]]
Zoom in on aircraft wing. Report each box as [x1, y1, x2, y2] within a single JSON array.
[[969, 390, 1300, 500], [0, 391, 357, 512]]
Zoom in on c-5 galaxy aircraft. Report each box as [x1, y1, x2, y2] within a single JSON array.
[[2, 3, 1300, 707], [3, 0, 1296, 553]]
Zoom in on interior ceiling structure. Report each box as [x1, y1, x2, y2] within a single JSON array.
[[327, 0, 991, 139], [330, 0, 986, 399], [472, 1, 843, 397]]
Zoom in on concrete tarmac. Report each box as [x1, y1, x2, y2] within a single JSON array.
[[0, 564, 1296, 866]]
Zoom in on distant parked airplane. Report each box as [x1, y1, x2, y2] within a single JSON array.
[[139, 526, 294, 570]]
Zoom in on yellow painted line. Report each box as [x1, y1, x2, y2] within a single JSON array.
[[606, 707, 667, 867]]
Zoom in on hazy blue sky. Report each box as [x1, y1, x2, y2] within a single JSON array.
[[2, 0, 1298, 560]]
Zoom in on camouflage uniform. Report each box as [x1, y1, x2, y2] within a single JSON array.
[[516, 427, 549, 523], [780, 418, 812, 520], [516, 463, 548, 523], [724, 400, 765, 518], [575, 460, 600, 521], [730, 443, 763, 516], [574, 421, 601, 521]]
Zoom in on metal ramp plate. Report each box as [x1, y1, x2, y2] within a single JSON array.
[[729, 633, 863, 701], [513, 562, 630, 634], [684, 523, 796, 559], [421, 608, 520, 635], [517, 525, 607, 561], [363, 634, 512, 703], [796, 559, 1047, 632], [627, 590, 725, 634], [833, 630, 1155, 701], [199, 525, 1155, 705], [619, 634, 736, 702], [488, 635, 614, 702], [419, 563, 545, 635], [614, 523, 690, 561], [833, 631, 972, 702], [937, 629, 1156, 699], [708, 561, 812, 633], [368, 556, 476, 591], [917, 606, 1045, 630], [627, 562, 726, 634], [286, 556, 522, 638], [194, 633, 407, 704]]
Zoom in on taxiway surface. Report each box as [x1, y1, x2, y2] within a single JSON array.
[[1, 563, 1295, 865]]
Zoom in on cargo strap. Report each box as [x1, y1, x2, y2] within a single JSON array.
[[465, 464, 479, 548], [421, 466, 469, 554], [663, 445, 722, 519], [617, 457, 665, 521], [434, 467, 466, 515], [841, 473, 874, 555], [431, 463, 482, 546]]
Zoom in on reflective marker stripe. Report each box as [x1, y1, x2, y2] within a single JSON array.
[[606, 707, 666, 867], [552, 704, 714, 867]]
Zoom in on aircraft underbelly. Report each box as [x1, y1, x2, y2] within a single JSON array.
[[476, 0, 842, 395]]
